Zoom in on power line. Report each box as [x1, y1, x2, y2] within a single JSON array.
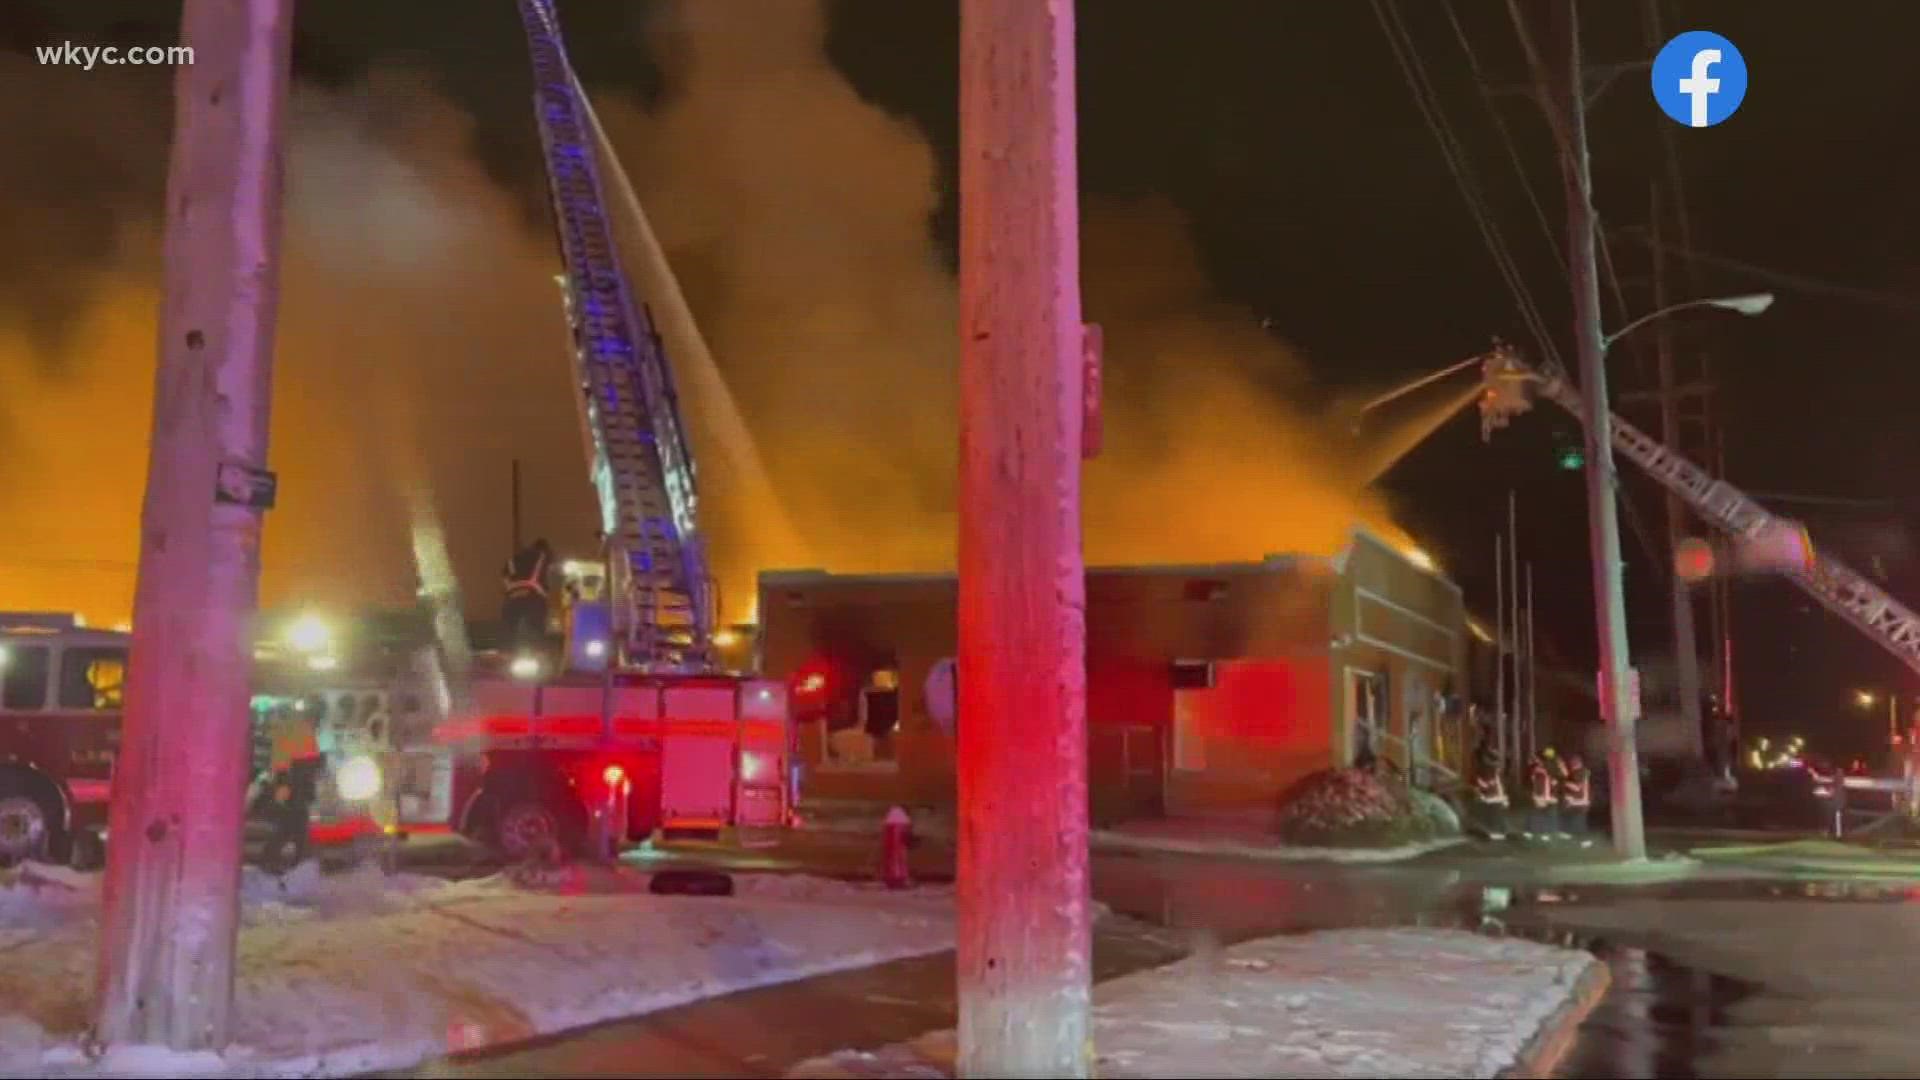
[[1621, 231, 1920, 315], [1748, 490, 1915, 510], [1441, 0, 1565, 274], [1370, 0, 1562, 368]]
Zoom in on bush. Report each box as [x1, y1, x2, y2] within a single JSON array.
[[1275, 767, 1460, 848]]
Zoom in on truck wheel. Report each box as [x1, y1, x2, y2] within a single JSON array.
[[494, 796, 584, 861], [0, 784, 58, 867]]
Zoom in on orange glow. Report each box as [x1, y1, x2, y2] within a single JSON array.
[[2, 15, 1429, 637]]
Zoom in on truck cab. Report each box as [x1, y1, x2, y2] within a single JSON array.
[[0, 613, 126, 865]]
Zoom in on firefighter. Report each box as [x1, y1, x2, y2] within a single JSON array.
[[1525, 749, 1559, 840], [261, 702, 323, 870], [1468, 742, 1510, 840], [502, 538, 555, 653], [1559, 752, 1594, 846]]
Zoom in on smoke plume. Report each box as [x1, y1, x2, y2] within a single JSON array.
[[602, 0, 1399, 597], [0, 2, 1401, 632]]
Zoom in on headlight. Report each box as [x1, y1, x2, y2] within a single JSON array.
[[337, 755, 383, 802], [509, 654, 542, 680]]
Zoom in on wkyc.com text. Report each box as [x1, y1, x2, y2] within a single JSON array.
[[37, 42, 194, 70]]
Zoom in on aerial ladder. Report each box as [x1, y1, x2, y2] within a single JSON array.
[[410, 3, 794, 860], [516, 0, 714, 671], [1475, 345, 1920, 684]]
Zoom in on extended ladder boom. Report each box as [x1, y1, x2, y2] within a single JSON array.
[[1480, 348, 1920, 679], [516, 0, 714, 668]]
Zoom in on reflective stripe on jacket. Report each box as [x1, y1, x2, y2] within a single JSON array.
[[1561, 772, 1591, 808], [1528, 764, 1554, 805], [1473, 774, 1508, 806], [504, 550, 549, 598]]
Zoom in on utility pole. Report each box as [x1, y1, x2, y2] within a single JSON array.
[[1651, 183, 1707, 763], [1495, 532, 1507, 768], [1507, 491, 1521, 764], [1532, 0, 1647, 859], [957, 0, 1093, 1075], [1641, 0, 1735, 780], [1525, 563, 1538, 761], [511, 459, 524, 553], [95, 0, 296, 1051]]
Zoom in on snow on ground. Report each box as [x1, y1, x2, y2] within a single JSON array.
[[0, 862, 954, 1079], [790, 929, 1601, 1079]]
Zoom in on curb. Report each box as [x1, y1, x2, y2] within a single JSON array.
[[787, 942, 1607, 1080], [1089, 830, 1465, 864], [1499, 956, 1611, 1079]]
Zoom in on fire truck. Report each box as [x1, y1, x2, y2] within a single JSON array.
[[416, 0, 796, 861], [0, 613, 123, 866], [0, 609, 441, 867]]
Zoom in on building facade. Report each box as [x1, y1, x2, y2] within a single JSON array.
[[757, 528, 1469, 823]]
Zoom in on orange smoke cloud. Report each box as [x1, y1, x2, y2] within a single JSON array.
[[1, 7, 1408, 634], [607, 0, 1400, 592], [0, 68, 598, 628]]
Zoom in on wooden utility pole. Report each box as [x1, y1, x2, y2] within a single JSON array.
[[95, 0, 296, 1051], [1650, 184, 1707, 763], [957, 0, 1093, 1075], [1518, 0, 1647, 858]]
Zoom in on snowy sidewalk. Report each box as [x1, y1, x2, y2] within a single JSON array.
[[0, 862, 954, 1078], [788, 929, 1607, 1079]]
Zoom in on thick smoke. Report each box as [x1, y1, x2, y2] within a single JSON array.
[[604, 0, 1397, 592], [0, 2, 1401, 631], [0, 65, 596, 627]]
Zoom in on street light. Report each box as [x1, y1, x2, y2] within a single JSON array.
[[286, 614, 331, 654], [1856, 688, 1901, 744], [1601, 293, 1774, 351]]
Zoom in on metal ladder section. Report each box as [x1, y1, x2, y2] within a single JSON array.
[[1517, 354, 1920, 679], [516, 0, 714, 668]]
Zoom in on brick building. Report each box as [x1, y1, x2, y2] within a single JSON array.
[[757, 528, 1470, 823]]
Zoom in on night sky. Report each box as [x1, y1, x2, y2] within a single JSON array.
[[5, 0, 1919, 758]]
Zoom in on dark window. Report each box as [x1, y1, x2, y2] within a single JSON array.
[[1171, 660, 1215, 690], [58, 647, 128, 710], [1, 645, 51, 710], [863, 689, 899, 738]]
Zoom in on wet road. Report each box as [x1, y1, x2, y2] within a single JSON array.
[[374, 833, 1920, 1078], [1515, 883, 1920, 1078]]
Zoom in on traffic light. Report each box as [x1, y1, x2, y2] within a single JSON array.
[[1557, 448, 1584, 470]]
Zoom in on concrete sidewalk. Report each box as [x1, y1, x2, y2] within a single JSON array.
[[786, 929, 1606, 1079]]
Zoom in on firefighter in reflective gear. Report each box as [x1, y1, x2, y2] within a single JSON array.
[[1525, 749, 1559, 840], [502, 538, 554, 652], [1559, 753, 1594, 847], [259, 703, 323, 869], [1468, 743, 1510, 840]]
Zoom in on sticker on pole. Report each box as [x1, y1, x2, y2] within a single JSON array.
[[215, 462, 278, 510]]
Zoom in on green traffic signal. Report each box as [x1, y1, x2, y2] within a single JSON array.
[[1557, 447, 1584, 470]]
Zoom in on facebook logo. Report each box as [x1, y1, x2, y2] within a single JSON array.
[[1652, 31, 1748, 128]]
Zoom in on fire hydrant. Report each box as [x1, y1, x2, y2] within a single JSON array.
[[881, 806, 912, 890]]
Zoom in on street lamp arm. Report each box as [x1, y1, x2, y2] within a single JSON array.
[[1602, 293, 1775, 351]]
